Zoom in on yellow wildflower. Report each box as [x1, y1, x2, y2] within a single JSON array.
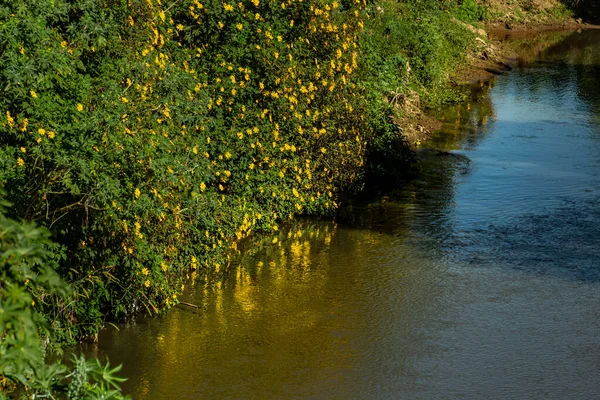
[[76, 103, 84, 112], [142, 267, 149, 276], [17, 158, 24, 167], [6, 111, 14, 128], [20, 147, 26, 153], [144, 279, 151, 287], [47, 131, 55, 139], [135, 188, 141, 199], [236, 23, 243, 30], [38, 128, 46, 135], [121, 97, 129, 103], [30, 90, 37, 98]]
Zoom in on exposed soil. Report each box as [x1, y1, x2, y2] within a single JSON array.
[[400, 0, 600, 147]]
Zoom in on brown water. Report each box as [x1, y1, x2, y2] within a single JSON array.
[[80, 30, 600, 399]]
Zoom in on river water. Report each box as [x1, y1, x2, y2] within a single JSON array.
[[81, 30, 600, 399]]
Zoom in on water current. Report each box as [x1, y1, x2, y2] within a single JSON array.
[[80, 29, 600, 399]]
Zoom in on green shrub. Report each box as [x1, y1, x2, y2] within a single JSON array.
[[0, 199, 128, 399], [455, 0, 488, 23], [0, 0, 482, 341], [0, 0, 378, 337]]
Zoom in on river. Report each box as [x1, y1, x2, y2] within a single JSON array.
[[79, 29, 600, 399]]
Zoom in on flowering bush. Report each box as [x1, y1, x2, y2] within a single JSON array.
[[0, 0, 376, 337]]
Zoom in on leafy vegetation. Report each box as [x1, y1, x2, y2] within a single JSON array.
[[0, 199, 128, 398]]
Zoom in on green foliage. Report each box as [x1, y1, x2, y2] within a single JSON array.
[[0, 200, 128, 398], [0, 0, 486, 342], [0, 0, 382, 338], [360, 0, 477, 107], [455, 0, 488, 23]]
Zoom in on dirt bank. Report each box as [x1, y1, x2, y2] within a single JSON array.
[[403, 16, 600, 146]]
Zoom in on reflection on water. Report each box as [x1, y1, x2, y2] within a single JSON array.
[[82, 30, 600, 399]]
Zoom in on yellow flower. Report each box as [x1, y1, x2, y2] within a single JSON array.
[[6, 111, 14, 128], [236, 23, 243, 30], [218, 21, 224, 29], [76, 103, 84, 112], [200, 182, 206, 191], [223, 3, 234, 11], [38, 128, 46, 135], [36, 137, 42, 143], [272, 237, 278, 244], [47, 131, 55, 139], [176, 23, 184, 31], [17, 158, 24, 166], [20, 147, 26, 153], [144, 279, 151, 287], [161, 262, 168, 272], [30, 90, 37, 98], [320, 147, 327, 153], [121, 97, 129, 103], [20, 118, 28, 132], [225, 151, 231, 159], [142, 267, 149, 276], [135, 188, 141, 199]]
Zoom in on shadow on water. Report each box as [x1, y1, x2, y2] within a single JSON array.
[[342, 29, 600, 284]]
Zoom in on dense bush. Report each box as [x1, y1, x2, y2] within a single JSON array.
[[0, 0, 385, 338], [0, 0, 487, 340]]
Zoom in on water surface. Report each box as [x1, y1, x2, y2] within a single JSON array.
[[82, 29, 600, 399]]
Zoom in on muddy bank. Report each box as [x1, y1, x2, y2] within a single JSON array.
[[404, 20, 600, 147]]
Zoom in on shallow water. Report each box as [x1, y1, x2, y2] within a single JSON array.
[[81, 30, 600, 399]]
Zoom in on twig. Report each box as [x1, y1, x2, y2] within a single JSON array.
[[177, 301, 203, 309]]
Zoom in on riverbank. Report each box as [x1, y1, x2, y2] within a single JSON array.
[[1, 0, 596, 397], [82, 28, 600, 398], [402, 6, 600, 147]]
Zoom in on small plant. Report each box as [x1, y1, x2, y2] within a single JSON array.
[[455, 0, 489, 22]]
